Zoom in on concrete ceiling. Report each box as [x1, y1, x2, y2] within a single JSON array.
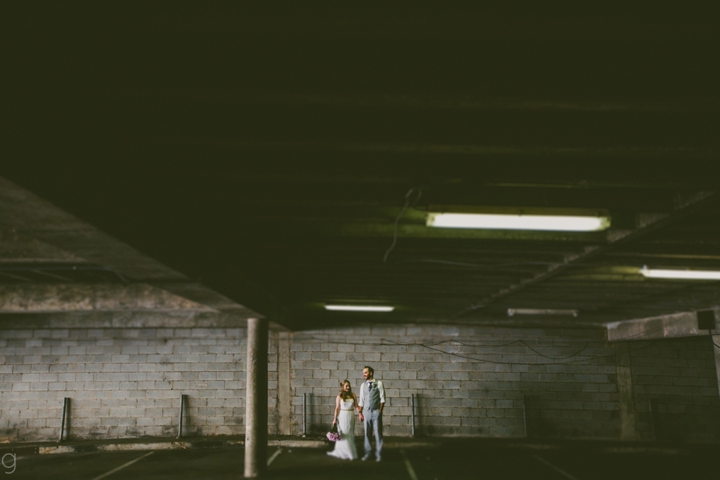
[[4, 3, 720, 330]]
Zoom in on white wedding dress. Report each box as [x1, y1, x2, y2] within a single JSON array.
[[327, 398, 358, 460]]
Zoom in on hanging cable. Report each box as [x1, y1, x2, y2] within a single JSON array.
[[305, 335, 665, 365], [304, 320, 702, 366], [383, 188, 422, 263]]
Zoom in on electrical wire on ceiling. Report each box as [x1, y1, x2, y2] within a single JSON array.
[[410, 341, 607, 365], [388, 338, 590, 349], [311, 336, 598, 349], [306, 322, 704, 366], [383, 188, 422, 263], [330, 336, 661, 365], [412, 339, 592, 360], [309, 338, 593, 365], [451, 302, 487, 319]]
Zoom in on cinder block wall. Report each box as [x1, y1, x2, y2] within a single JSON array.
[[0, 327, 281, 442], [3, 324, 720, 442], [630, 336, 720, 442], [289, 326, 622, 439]]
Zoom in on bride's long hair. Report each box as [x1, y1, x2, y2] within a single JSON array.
[[339, 380, 353, 400]]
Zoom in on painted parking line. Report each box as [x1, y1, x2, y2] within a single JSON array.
[[90, 451, 155, 480], [267, 448, 282, 466], [533, 454, 580, 480], [400, 450, 419, 480]]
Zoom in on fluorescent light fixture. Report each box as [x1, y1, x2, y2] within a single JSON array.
[[426, 206, 611, 232], [324, 305, 394, 312], [640, 267, 720, 280], [508, 308, 579, 317]]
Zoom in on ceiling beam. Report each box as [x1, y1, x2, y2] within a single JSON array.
[[114, 89, 720, 114], [453, 190, 719, 318], [0, 283, 215, 313], [158, 139, 720, 160], [607, 308, 719, 341]]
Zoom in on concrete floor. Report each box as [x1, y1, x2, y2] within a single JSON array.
[[5, 439, 718, 480]]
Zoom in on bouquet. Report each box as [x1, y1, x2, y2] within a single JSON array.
[[326, 423, 340, 442]]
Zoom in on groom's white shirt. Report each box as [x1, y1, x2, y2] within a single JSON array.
[[358, 379, 385, 408]]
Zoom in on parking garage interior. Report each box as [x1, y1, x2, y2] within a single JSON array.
[[3, 3, 720, 479]]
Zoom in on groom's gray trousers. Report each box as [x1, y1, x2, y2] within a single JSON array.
[[363, 407, 383, 456]]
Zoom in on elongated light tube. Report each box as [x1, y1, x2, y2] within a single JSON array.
[[324, 305, 394, 312], [427, 213, 610, 231], [508, 308, 579, 317], [640, 267, 720, 280]]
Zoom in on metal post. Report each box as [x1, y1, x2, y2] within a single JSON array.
[[177, 394, 187, 439], [302, 393, 307, 436], [411, 394, 416, 437], [649, 399, 662, 441], [713, 334, 720, 398], [59, 397, 70, 441]]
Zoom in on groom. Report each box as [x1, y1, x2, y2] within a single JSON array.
[[357, 365, 385, 461]]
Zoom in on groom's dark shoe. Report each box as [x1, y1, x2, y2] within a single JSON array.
[[361, 454, 371, 461]]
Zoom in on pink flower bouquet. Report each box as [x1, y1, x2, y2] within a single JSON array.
[[326, 431, 340, 442]]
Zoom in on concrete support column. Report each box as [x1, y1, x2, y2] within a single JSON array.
[[613, 342, 638, 440], [713, 335, 720, 398], [277, 331, 292, 435], [244, 318, 268, 478]]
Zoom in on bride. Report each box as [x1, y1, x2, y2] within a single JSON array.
[[327, 380, 359, 460]]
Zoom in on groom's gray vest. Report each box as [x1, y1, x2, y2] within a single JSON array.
[[362, 381, 381, 410]]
